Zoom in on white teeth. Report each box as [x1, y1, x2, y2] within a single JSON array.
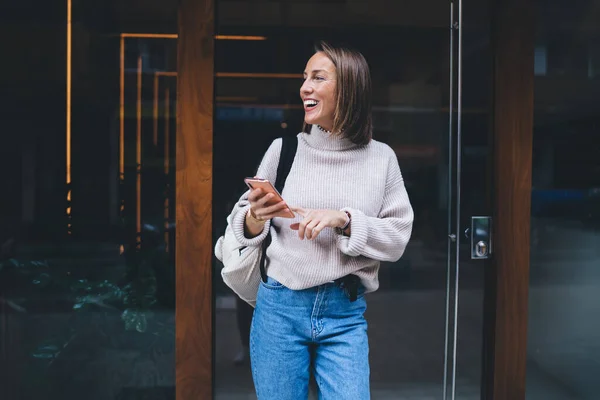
[[304, 100, 318, 107]]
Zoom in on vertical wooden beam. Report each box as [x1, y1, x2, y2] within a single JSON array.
[[487, 0, 534, 398], [176, 0, 214, 398]]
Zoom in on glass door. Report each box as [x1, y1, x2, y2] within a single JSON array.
[[444, 1, 492, 399], [212, 0, 492, 399]]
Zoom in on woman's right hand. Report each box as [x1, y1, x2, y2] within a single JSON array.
[[244, 188, 289, 237]]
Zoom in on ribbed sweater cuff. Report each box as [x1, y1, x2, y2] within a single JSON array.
[[337, 207, 369, 257], [232, 205, 271, 247]]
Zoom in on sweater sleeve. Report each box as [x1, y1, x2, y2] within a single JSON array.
[[230, 138, 282, 247], [336, 153, 414, 262]]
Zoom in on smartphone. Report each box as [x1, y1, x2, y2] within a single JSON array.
[[244, 177, 295, 218]]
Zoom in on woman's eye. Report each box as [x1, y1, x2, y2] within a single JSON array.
[[314, 76, 325, 81]]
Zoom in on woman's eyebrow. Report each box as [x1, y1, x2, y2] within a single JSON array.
[[304, 69, 327, 75]]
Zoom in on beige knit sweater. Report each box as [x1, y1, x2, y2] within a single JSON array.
[[227, 125, 414, 294]]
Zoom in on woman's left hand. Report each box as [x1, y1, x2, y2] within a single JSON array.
[[289, 207, 348, 240]]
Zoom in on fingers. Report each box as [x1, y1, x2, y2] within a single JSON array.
[[311, 221, 327, 240], [296, 211, 318, 240], [250, 187, 290, 220], [273, 208, 294, 218], [306, 219, 328, 240], [247, 188, 265, 203], [289, 206, 307, 217], [305, 219, 323, 240], [248, 190, 277, 220], [290, 209, 317, 240], [293, 210, 341, 240], [259, 201, 289, 220], [297, 215, 309, 240], [288, 209, 337, 239]]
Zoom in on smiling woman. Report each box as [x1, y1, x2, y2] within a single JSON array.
[[217, 40, 414, 399], [301, 51, 338, 131], [212, 1, 497, 398], [301, 41, 373, 146]]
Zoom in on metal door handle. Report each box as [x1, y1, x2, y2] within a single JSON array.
[[468, 216, 492, 259]]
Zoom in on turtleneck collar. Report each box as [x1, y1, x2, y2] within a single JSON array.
[[301, 124, 358, 151]]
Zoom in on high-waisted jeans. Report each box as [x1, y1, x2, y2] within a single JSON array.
[[250, 276, 370, 399]]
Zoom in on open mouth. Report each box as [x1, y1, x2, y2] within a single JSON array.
[[303, 99, 319, 111]]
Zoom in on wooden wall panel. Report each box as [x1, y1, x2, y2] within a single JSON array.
[[487, 0, 534, 398], [176, 0, 214, 398]]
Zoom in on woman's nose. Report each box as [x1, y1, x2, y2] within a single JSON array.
[[300, 80, 313, 95]]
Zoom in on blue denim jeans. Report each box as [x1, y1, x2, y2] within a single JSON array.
[[250, 276, 370, 399]]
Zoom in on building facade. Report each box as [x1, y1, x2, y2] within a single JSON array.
[[0, 0, 598, 399]]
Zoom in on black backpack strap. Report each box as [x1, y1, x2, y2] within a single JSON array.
[[274, 135, 298, 193], [259, 136, 298, 282]]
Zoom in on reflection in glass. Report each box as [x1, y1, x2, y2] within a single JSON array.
[[526, 1, 600, 399], [1, 2, 176, 399]]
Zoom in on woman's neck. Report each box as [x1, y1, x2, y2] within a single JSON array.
[[303, 124, 357, 151]]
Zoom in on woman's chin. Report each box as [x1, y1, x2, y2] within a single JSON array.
[[304, 117, 320, 126]]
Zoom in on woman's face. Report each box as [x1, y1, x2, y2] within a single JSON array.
[[300, 52, 337, 131]]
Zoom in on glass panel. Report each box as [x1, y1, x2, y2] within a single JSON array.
[[1, 2, 177, 399], [526, 1, 600, 398], [449, 1, 492, 399], [212, 1, 484, 398]]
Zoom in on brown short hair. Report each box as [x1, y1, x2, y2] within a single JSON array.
[[303, 41, 373, 146]]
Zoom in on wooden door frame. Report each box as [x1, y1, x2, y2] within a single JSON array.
[[175, 0, 536, 398], [484, 0, 535, 398], [176, 0, 214, 398]]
